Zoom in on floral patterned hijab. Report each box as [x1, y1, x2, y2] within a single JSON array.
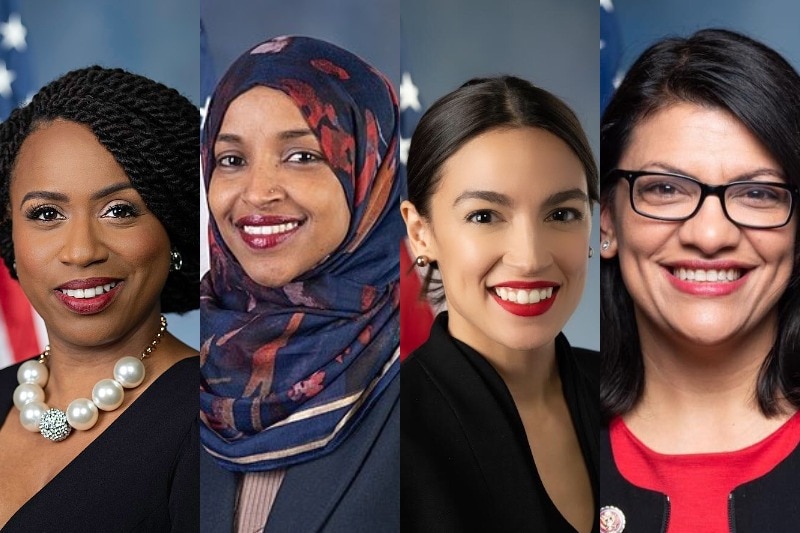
[[200, 36, 402, 472]]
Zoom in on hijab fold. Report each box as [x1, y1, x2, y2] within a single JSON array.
[[200, 36, 402, 472]]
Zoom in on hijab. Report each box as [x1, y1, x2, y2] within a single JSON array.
[[200, 36, 402, 472]]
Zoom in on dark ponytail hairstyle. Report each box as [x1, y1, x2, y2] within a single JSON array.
[[407, 75, 598, 301]]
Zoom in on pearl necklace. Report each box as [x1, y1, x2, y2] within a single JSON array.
[[13, 315, 167, 442]]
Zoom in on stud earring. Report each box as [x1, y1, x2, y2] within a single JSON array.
[[415, 255, 429, 267], [588, 247, 594, 258], [601, 240, 610, 251], [169, 248, 183, 272]]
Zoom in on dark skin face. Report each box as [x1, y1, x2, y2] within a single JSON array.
[[10, 119, 171, 355]]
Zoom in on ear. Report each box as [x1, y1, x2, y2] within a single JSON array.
[[600, 198, 619, 258], [401, 200, 437, 261]]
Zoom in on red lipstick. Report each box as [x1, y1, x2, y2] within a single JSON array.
[[490, 281, 560, 317], [54, 279, 123, 315], [235, 215, 303, 250]]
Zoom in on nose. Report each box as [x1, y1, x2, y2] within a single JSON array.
[[677, 195, 741, 254], [58, 215, 109, 267], [503, 221, 553, 274], [240, 163, 286, 208]]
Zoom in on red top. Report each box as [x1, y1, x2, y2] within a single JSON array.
[[609, 412, 800, 532]]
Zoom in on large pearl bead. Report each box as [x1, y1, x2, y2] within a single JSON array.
[[20, 400, 48, 432], [17, 360, 48, 387], [66, 398, 99, 430], [113, 356, 146, 388], [92, 379, 124, 411], [13, 383, 45, 409]]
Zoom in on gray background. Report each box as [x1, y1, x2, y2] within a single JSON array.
[[404, 0, 600, 350], [17, 0, 200, 349]]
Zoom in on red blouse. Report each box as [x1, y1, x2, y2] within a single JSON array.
[[609, 412, 800, 532]]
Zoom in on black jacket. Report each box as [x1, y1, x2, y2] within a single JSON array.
[[401, 312, 600, 532], [600, 424, 800, 532]]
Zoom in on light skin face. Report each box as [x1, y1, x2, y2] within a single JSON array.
[[10, 119, 171, 354], [601, 102, 796, 351], [403, 126, 592, 358], [208, 86, 350, 288]]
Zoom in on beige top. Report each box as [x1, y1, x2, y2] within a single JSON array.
[[234, 469, 287, 533]]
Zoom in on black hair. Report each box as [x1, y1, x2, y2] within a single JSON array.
[[601, 29, 800, 418], [407, 75, 598, 301], [0, 66, 199, 313]]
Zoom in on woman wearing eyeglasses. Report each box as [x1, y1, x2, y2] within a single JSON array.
[[599, 29, 800, 532]]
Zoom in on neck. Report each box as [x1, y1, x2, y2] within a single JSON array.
[[628, 310, 791, 452], [457, 329, 561, 405], [41, 309, 166, 404]]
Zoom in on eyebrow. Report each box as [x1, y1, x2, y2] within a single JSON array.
[[19, 182, 135, 208], [215, 129, 316, 145], [452, 187, 589, 208], [644, 161, 786, 182], [453, 190, 512, 208]]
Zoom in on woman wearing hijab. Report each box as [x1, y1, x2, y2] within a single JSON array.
[[199, 36, 402, 532]]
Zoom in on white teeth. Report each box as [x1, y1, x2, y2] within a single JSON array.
[[243, 222, 300, 235], [673, 268, 742, 283], [62, 282, 117, 299], [494, 286, 555, 304]]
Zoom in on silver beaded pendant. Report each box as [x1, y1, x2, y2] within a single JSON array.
[[39, 408, 72, 442]]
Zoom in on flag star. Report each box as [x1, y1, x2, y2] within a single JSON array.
[[400, 136, 411, 166], [200, 95, 210, 130], [399, 72, 421, 112], [612, 70, 625, 89], [600, 39, 605, 50], [600, 0, 614, 12], [0, 60, 17, 98], [0, 13, 27, 52]]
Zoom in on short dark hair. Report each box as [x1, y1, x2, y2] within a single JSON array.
[[407, 75, 598, 301], [0, 66, 200, 313], [600, 29, 800, 419]]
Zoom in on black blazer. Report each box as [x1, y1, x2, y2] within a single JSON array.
[[600, 424, 800, 532], [401, 312, 599, 532], [200, 373, 399, 533]]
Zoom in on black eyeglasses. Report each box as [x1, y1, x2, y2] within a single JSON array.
[[607, 169, 798, 229]]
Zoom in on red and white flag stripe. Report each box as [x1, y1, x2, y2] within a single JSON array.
[[0, 267, 46, 369]]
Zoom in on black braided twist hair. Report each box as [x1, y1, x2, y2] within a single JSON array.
[[0, 66, 199, 313]]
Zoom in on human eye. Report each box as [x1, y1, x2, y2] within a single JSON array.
[[730, 183, 789, 208], [216, 154, 246, 168], [285, 151, 324, 164], [636, 175, 694, 204], [465, 210, 499, 224], [101, 202, 141, 219], [25, 204, 65, 222], [545, 207, 585, 223]]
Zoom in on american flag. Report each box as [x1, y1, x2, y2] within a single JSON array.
[[398, 32, 434, 361], [0, 0, 44, 369]]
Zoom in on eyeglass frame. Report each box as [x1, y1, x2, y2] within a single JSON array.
[[606, 169, 799, 229]]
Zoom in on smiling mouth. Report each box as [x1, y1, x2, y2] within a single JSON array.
[[241, 221, 301, 236], [671, 267, 743, 283], [494, 286, 555, 304], [57, 281, 119, 299]]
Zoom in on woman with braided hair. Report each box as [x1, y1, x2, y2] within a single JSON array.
[[0, 66, 200, 531]]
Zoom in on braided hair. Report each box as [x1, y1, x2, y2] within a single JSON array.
[[0, 66, 199, 313]]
